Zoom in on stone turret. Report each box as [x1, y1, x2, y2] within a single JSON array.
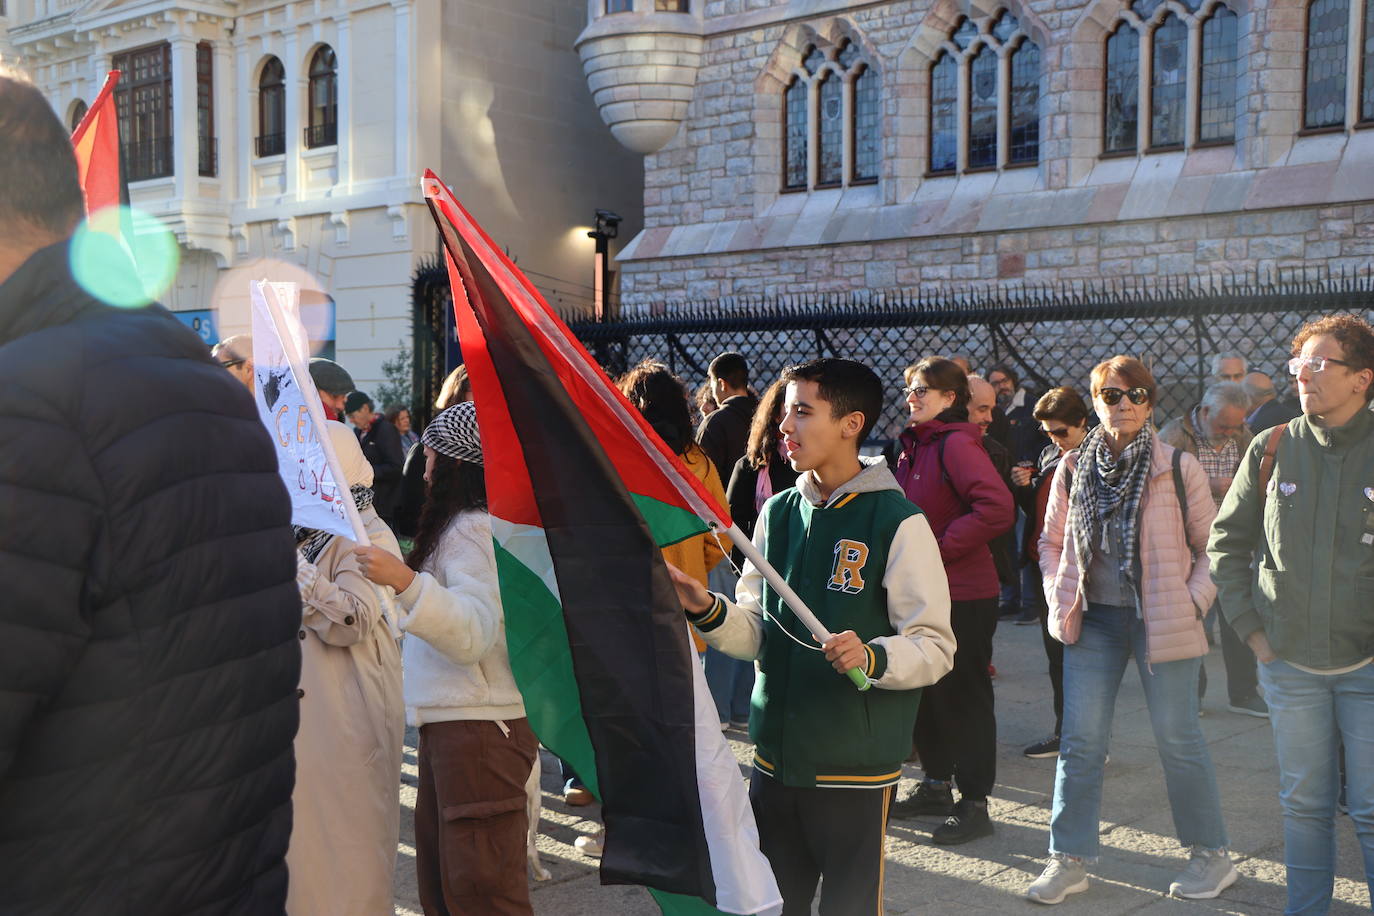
[[575, 2, 703, 155]]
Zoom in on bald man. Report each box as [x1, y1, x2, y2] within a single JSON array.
[[1243, 370, 1299, 430]]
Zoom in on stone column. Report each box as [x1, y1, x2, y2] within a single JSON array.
[[283, 28, 300, 200], [170, 35, 197, 199], [393, 0, 411, 185], [234, 33, 251, 204], [334, 13, 351, 192]]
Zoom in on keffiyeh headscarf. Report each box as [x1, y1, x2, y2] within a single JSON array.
[[422, 401, 483, 465], [1069, 422, 1155, 595], [295, 484, 374, 563]]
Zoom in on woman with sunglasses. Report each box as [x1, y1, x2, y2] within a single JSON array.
[[1011, 387, 1090, 761], [889, 357, 1014, 844], [1027, 356, 1236, 905]]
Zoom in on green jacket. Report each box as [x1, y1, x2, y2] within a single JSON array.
[[1208, 408, 1374, 668], [690, 458, 955, 788]]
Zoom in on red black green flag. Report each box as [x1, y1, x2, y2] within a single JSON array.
[[422, 171, 781, 916]]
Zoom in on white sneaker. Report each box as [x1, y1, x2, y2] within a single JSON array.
[[1169, 847, 1238, 899], [574, 831, 604, 857], [1026, 854, 1089, 905]]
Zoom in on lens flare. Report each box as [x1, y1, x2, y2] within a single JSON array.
[[69, 206, 180, 308]]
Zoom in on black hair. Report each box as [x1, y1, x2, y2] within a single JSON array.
[[344, 391, 374, 414], [781, 358, 884, 443], [407, 454, 488, 573], [0, 70, 84, 241], [618, 360, 695, 456], [708, 352, 749, 390], [988, 363, 1020, 388]]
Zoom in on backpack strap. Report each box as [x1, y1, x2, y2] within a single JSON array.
[[1259, 425, 1286, 503]]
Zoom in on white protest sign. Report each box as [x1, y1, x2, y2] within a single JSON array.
[[251, 280, 368, 545]]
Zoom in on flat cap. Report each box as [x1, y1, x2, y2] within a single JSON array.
[[308, 357, 355, 395]]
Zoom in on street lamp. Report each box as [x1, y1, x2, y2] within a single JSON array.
[[588, 208, 621, 321]]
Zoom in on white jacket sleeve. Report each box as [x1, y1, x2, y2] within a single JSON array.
[[868, 513, 956, 690], [687, 515, 767, 660], [393, 518, 503, 667]]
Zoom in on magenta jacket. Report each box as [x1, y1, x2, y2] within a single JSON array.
[[893, 419, 1015, 601]]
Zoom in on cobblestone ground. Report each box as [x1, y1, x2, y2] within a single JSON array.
[[393, 622, 1372, 915]]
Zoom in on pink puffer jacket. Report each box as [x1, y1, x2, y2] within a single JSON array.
[[1038, 437, 1217, 664]]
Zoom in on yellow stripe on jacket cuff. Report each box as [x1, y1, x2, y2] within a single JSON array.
[[687, 594, 727, 631]]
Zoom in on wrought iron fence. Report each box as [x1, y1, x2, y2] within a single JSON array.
[[256, 132, 286, 157], [564, 268, 1374, 443], [122, 137, 173, 182], [304, 121, 338, 149]]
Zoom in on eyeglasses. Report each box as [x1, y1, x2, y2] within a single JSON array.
[[219, 358, 246, 369], [1098, 387, 1150, 406], [1288, 355, 1352, 376], [1044, 426, 1073, 439], [902, 385, 934, 399]]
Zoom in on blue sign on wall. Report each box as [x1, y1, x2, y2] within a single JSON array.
[[175, 309, 218, 345]]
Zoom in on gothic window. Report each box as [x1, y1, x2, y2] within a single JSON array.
[[1009, 41, 1041, 163], [929, 52, 958, 173], [926, 11, 1041, 174], [1151, 14, 1187, 147], [779, 39, 881, 191], [1105, 0, 1238, 155], [783, 76, 807, 189], [257, 57, 286, 157], [1305, 0, 1349, 127], [1199, 8, 1239, 142], [196, 42, 215, 177], [70, 99, 88, 131], [1104, 23, 1140, 153], [306, 45, 337, 148]]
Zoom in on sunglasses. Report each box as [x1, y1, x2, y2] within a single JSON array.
[[1044, 426, 1073, 439], [1098, 386, 1150, 406], [219, 358, 246, 369]]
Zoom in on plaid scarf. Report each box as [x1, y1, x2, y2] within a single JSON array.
[[1069, 423, 1154, 596], [295, 484, 375, 563]]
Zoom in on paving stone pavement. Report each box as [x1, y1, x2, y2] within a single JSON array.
[[393, 621, 1372, 915]]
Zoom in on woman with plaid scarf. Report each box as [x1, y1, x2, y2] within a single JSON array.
[[1026, 357, 1237, 906]]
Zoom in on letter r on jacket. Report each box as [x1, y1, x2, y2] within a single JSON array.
[[829, 539, 870, 594]]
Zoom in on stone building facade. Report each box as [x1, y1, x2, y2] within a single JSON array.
[[4, 0, 642, 391], [576, 0, 1374, 310]]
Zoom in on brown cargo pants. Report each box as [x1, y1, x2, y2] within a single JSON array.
[[414, 718, 539, 916]]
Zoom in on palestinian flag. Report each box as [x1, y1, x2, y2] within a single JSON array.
[[70, 71, 123, 218], [422, 171, 782, 916]]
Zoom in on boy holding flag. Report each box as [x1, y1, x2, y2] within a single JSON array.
[[670, 357, 956, 915]]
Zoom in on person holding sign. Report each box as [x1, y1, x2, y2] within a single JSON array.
[[288, 421, 406, 916]]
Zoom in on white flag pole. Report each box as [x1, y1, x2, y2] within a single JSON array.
[[717, 522, 870, 691], [257, 279, 371, 548]]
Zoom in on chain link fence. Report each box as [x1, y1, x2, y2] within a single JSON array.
[[565, 269, 1374, 444]]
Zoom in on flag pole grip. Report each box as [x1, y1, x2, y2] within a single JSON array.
[[720, 524, 870, 692]]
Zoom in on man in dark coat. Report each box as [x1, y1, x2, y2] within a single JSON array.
[[0, 71, 301, 915], [344, 390, 405, 525], [1243, 371, 1301, 431], [696, 351, 758, 480]]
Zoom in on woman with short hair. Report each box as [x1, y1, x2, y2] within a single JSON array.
[[1028, 357, 1236, 905]]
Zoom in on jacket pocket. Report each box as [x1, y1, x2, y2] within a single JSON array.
[[1255, 566, 1286, 650]]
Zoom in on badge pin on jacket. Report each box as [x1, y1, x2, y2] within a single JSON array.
[[1279, 482, 1297, 497], [1364, 487, 1374, 502]]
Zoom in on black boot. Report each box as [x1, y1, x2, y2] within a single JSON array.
[[891, 778, 955, 819], [932, 797, 994, 845]]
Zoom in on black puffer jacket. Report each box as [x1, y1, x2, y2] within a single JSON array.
[[0, 241, 301, 915]]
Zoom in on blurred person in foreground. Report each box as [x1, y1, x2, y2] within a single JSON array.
[[0, 68, 300, 914]]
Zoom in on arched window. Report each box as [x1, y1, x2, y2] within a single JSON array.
[[257, 57, 285, 157], [1104, 0, 1239, 154], [1008, 41, 1040, 164], [1150, 14, 1188, 147], [70, 99, 88, 132], [1305, 0, 1349, 128], [1363, 0, 1374, 121], [929, 52, 958, 173], [306, 46, 337, 148], [779, 39, 881, 191], [1104, 23, 1140, 153], [926, 11, 1040, 174], [1199, 8, 1239, 142], [817, 70, 844, 186], [783, 76, 808, 190]]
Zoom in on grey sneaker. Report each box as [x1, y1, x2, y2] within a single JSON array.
[[1168, 847, 1238, 899], [1027, 854, 1089, 905], [1227, 695, 1269, 718]]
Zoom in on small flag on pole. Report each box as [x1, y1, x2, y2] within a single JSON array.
[[70, 71, 123, 220], [422, 171, 781, 916]]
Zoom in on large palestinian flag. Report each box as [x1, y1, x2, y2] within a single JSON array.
[[422, 172, 781, 916]]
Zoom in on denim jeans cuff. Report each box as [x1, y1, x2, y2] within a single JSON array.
[[1049, 849, 1099, 865]]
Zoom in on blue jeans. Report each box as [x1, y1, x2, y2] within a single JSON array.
[[1049, 603, 1227, 860], [1259, 658, 1374, 914]]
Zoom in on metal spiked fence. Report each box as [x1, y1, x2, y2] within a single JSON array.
[[564, 268, 1374, 443]]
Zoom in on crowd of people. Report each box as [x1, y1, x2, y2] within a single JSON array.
[[4, 66, 1374, 916]]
